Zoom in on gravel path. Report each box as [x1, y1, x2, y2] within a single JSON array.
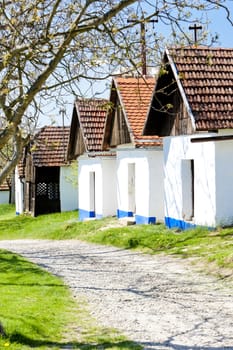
[[0, 239, 233, 349]]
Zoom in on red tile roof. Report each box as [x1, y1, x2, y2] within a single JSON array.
[[76, 98, 108, 152], [32, 126, 70, 167], [168, 46, 233, 130], [114, 76, 162, 146]]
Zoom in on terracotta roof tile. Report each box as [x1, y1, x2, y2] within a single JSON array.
[[76, 98, 108, 152], [115, 76, 162, 146], [32, 126, 70, 167], [169, 46, 233, 130]]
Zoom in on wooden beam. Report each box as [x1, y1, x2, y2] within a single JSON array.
[[191, 135, 233, 143]]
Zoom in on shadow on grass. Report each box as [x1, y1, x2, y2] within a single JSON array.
[[0, 250, 64, 284], [9, 332, 140, 349], [9, 333, 233, 349]]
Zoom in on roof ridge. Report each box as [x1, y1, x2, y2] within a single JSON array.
[[168, 45, 233, 51]]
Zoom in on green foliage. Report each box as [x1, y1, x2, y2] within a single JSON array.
[[159, 66, 169, 77], [0, 204, 233, 276], [206, 53, 213, 66]]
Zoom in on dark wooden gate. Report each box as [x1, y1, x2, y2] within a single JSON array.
[[34, 166, 61, 216]]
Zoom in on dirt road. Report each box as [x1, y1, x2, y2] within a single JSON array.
[[0, 239, 232, 349]]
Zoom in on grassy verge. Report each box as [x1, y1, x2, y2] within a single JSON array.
[[0, 248, 141, 349], [0, 204, 233, 277], [0, 204, 232, 348]]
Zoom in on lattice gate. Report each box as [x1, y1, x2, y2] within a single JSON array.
[[34, 166, 61, 216]]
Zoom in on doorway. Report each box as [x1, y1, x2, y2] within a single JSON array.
[[181, 159, 194, 220], [128, 163, 136, 215], [89, 171, 96, 216], [35, 166, 60, 216]]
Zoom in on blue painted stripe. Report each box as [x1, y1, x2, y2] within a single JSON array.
[[135, 215, 156, 225], [165, 217, 196, 230], [117, 209, 134, 218], [79, 209, 95, 221]]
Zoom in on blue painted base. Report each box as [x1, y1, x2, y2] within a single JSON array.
[[117, 210, 156, 225], [135, 215, 156, 225], [16, 212, 20, 216], [165, 217, 196, 230], [79, 209, 95, 221], [79, 209, 103, 221], [117, 209, 134, 218]]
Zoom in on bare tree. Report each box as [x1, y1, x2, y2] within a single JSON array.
[[0, 0, 140, 184], [0, 0, 231, 184]]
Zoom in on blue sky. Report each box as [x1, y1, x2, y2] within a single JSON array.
[[197, 0, 233, 47], [144, 0, 233, 47], [39, 1, 233, 126]]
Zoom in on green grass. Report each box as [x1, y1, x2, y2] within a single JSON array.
[[1, 204, 233, 276], [77, 224, 233, 275], [0, 204, 232, 348], [0, 205, 79, 239], [0, 247, 141, 349]]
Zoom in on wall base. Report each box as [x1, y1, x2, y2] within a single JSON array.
[[79, 209, 95, 221], [79, 209, 103, 221], [135, 215, 156, 225], [165, 217, 196, 230], [117, 210, 156, 225], [117, 209, 134, 218]]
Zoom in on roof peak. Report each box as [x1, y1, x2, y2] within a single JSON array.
[[115, 75, 155, 80]]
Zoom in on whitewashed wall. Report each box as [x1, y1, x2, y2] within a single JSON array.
[[117, 147, 164, 224], [15, 166, 24, 215], [60, 166, 78, 212], [164, 135, 233, 229], [215, 140, 233, 226], [78, 155, 117, 220]]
